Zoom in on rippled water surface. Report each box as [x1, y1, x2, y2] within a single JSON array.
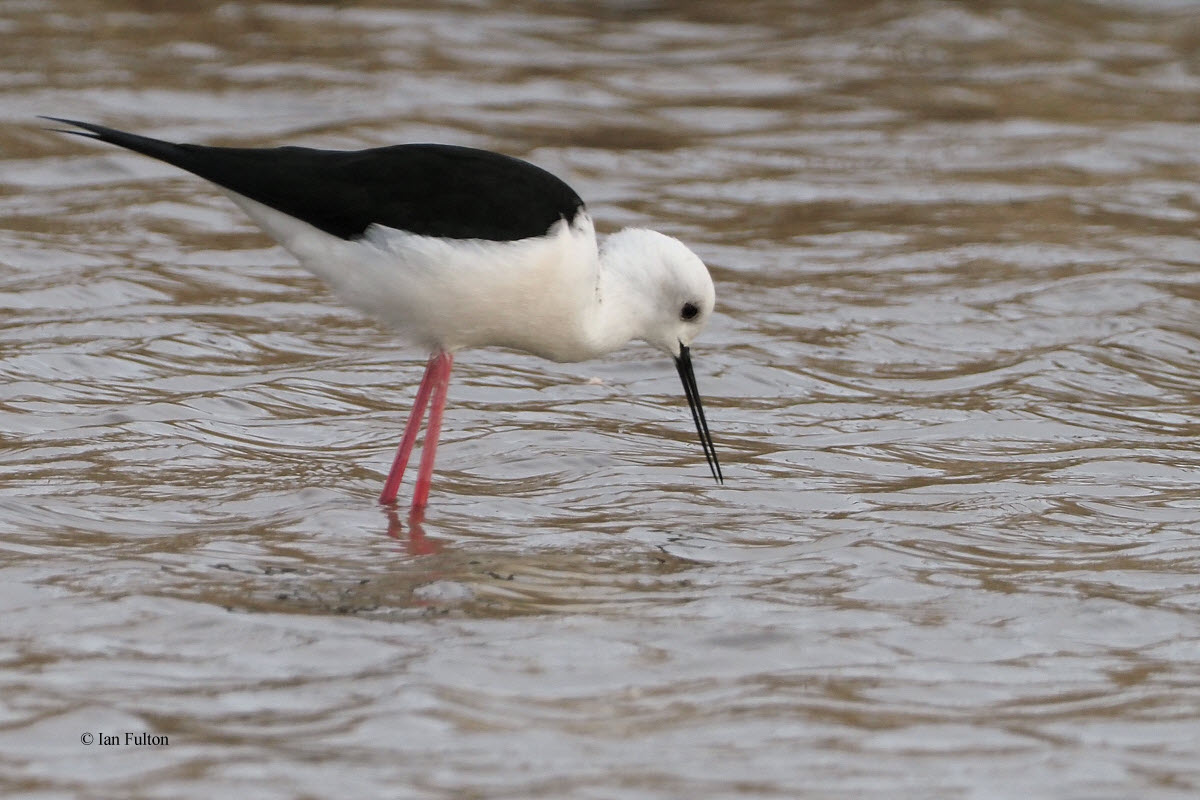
[[4, 1, 1200, 797]]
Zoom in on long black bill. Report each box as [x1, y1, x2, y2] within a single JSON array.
[[674, 344, 723, 484]]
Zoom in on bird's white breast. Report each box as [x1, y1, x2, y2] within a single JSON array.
[[223, 190, 606, 361]]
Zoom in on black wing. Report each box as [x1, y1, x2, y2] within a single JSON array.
[[44, 118, 586, 242]]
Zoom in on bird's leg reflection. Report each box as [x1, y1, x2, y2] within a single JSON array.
[[383, 505, 444, 556]]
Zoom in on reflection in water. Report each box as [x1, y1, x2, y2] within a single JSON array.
[[384, 505, 444, 558], [2, 0, 1200, 797]]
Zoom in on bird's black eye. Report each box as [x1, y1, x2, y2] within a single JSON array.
[[681, 302, 700, 321]]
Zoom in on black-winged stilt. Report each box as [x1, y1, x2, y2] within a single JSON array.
[[45, 118, 722, 514]]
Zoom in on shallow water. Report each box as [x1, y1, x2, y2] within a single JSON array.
[[3, 0, 1200, 797]]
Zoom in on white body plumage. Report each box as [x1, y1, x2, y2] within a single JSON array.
[[224, 190, 716, 363]]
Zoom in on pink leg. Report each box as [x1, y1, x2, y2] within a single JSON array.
[[378, 353, 441, 505], [411, 351, 453, 514]]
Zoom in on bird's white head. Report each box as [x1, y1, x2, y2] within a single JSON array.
[[598, 227, 716, 358], [596, 227, 723, 484]]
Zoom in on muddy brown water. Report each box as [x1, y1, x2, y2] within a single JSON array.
[[3, 1, 1200, 797]]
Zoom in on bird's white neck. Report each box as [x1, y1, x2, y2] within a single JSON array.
[[577, 234, 659, 360]]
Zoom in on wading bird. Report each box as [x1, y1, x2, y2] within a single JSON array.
[[46, 118, 722, 514]]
